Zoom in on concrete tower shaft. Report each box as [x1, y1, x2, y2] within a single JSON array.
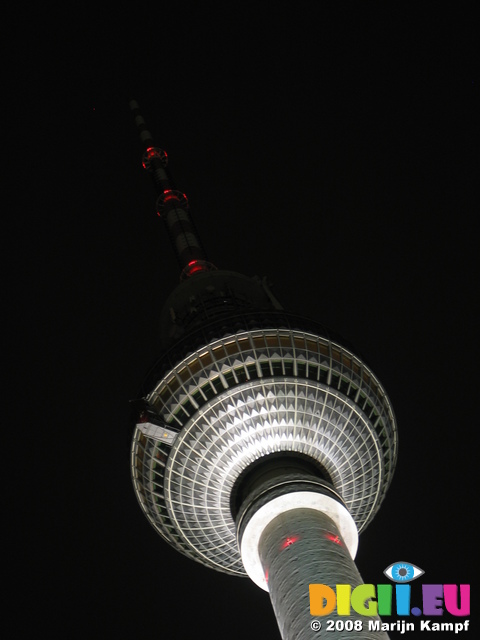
[[257, 509, 388, 639], [234, 459, 388, 638]]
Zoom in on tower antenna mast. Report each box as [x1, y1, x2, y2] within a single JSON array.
[[130, 99, 215, 279]]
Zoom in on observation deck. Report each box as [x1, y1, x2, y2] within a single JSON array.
[[131, 288, 397, 577]]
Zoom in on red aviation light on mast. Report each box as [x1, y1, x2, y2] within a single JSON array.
[[156, 189, 188, 216], [181, 259, 213, 278], [142, 146, 168, 170], [187, 260, 205, 275], [163, 190, 182, 203]]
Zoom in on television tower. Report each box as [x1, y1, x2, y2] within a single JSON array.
[[129, 101, 397, 639]]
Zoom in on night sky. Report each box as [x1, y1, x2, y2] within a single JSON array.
[[9, 4, 477, 638]]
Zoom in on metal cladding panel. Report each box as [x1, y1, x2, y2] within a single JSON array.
[[164, 378, 383, 574]]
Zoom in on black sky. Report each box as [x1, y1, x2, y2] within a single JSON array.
[[8, 4, 478, 638]]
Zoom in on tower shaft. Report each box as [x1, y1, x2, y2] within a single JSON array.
[[235, 456, 389, 639], [258, 509, 388, 640]]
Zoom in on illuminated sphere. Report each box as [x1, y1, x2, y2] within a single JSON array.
[[131, 270, 397, 577]]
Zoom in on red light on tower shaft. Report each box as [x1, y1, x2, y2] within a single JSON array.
[[281, 535, 300, 550], [325, 533, 343, 546]]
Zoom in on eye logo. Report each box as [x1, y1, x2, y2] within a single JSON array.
[[384, 561, 424, 583]]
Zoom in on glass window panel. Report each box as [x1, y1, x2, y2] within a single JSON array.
[[342, 354, 352, 368], [238, 338, 251, 352], [294, 336, 305, 349], [331, 348, 341, 362], [212, 345, 226, 360], [279, 335, 292, 348], [253, 336, 265, 349], [319, 343, 329, 356], [188, 358, 202, 375], [224, 341, 238, 356], [200, 352, 212, 367]]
